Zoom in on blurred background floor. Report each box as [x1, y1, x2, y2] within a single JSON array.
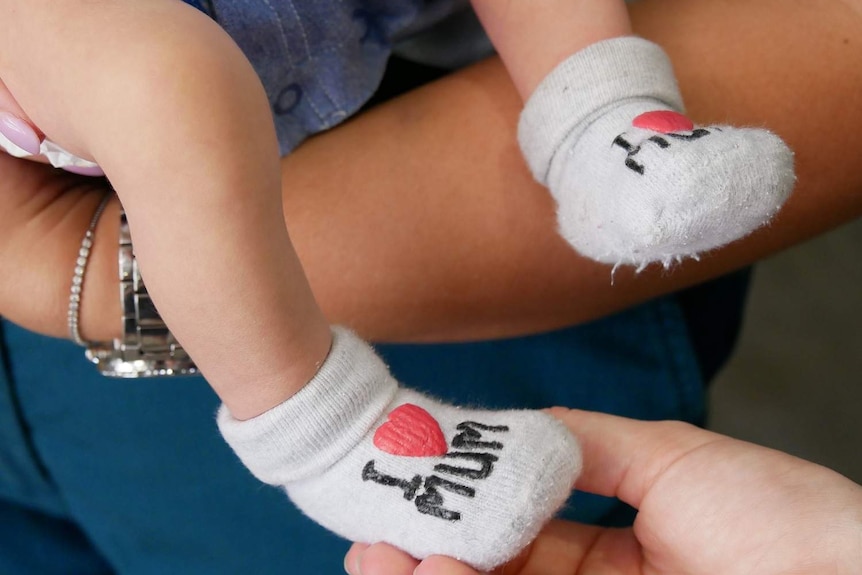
[[708, 218, 862, 483]]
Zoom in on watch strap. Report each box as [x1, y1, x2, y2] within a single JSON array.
[[85, 208, 198, 377]]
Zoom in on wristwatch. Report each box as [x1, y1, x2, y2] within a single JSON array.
[[85, 208, 198, 377]]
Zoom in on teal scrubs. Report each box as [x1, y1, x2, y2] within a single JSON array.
[[0, 288, 714, 574]]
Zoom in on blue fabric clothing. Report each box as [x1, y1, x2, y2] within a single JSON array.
[[185, 0, 472, 154], [0, 292, 705, 574]]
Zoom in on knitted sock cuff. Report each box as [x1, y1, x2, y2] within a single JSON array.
[[517, 36, 685, 183], [217, 327, 398, 484]]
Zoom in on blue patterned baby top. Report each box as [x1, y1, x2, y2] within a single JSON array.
[[183, 0, 468, 154]]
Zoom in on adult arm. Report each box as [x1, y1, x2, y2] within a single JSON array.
[[284, 0, 862, 342], [2, 0, 861, 344]]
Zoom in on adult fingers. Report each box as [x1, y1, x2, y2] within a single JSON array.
[[0, 76, 45, 159], [345, 542, 421, 575], [546, 408, 728, 509], [412, 521, 641, 575], [0, 75, 103, 175], [414, 555, 478, 575], [343, 543, 368, 575]]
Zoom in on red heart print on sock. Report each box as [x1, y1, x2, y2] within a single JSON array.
[[632, 110, 694, 134], [373, 404, 448, 457]]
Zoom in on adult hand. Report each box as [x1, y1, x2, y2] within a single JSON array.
[[345, 409, 862, 575], [1, 77, 103, 174]]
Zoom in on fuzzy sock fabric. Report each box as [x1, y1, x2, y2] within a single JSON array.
[[217, 327, 581, 571], [518, 36, 795, 268]]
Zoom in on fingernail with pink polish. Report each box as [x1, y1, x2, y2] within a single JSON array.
[[62, 164, 105, 177], [0, 112, 41, 155]]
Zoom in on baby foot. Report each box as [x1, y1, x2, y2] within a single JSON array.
[[549, 104, 795, 267], [517, 36, 795, 269], [218, 328, 581, 572]]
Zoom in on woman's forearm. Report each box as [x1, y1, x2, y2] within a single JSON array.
[[282, 0, 862, 342]]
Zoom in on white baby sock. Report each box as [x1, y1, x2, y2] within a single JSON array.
[[217, 328, 581, 571], [518, 37, 795, 268]]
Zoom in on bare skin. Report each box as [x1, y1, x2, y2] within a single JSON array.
[[470, 0, 633, 99], [0, 0, 860, 348], [0, 0, 639, 421], [0, 0, 333, 420]]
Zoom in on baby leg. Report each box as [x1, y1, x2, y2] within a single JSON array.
[[0, 1, 581, 567]]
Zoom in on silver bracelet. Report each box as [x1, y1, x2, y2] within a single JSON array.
[[68, 192, 113, 346]]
